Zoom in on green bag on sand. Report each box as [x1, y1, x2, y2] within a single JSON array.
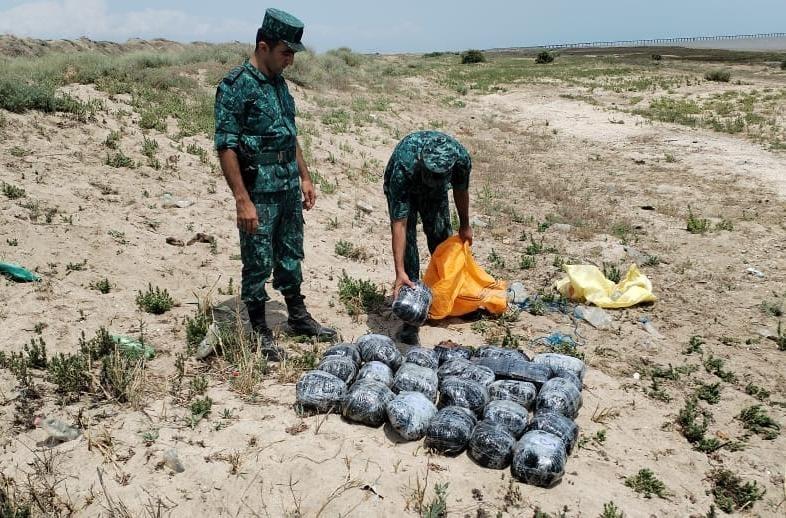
[[111, 335, 156, 361], [0, 262, 41, 282]]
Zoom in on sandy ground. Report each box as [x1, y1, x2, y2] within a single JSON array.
[[1, 54, 786, 517]]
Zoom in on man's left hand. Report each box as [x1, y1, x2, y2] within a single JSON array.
[[459, 224, 473, 245], [302, 179, 316, 210]]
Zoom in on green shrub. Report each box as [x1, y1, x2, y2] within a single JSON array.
[[677, 397, 710, 444], [624, 468, 668, 499], [142, 136, 159, 158], [23, 338, 47, 369], [136, 284, 175, 314], [321, 109, 351, 133], [47, 352, 91, 400], [104, 130, 121, 149], [705, 69, 731, 82], [519, 255, 536, 269], [189, 396, 213, 427], [334, 240, 368, 261], [139, 110, 166, 131], [736, 405, 780, 439], [90, 278, 112, 294], [106, 151, 135, 168], [337, 270, 385, 318], [78, 327, 115, 359], [709, 469, 764, 513], [185, 311, 210, 348], [326, 47, 364, 67], [1, 181, 26, 200], [686, 206, 710, 234], [781, 60, 786, 70], [461, 49, 486, 64], [651, 54, 663, 61], [535, 51, 555, 64]]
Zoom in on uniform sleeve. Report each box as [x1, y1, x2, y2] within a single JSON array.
[[450, 147, 472, 191], [214, 80, 243, 151], [385, 164, 411, 221]]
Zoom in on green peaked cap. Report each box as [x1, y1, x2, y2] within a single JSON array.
[[260, 8, 305, 52], [421, 133, 461, 176]]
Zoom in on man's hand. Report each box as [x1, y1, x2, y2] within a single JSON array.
[[301, 178, 316, 210], [458, 224, 473, 245], [393, 271, 415, 299], [236, 198, 258, 234]]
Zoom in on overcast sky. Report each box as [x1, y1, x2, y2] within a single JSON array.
[[1, 0, 784, 53]]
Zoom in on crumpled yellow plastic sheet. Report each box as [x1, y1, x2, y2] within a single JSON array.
[[555, 264, 656, 308]]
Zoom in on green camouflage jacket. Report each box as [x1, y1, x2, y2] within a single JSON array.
[[214, 60, 299, 193], [383, 130, 471, 221]]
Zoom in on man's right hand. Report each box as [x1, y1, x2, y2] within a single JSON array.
[[393, 271, 415, 299], [236, 199, 258, 234]]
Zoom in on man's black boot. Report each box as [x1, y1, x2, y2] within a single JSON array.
[[396, 323, 420, 346], [246, 302, 287, 361], [284, 293, 337, 341]]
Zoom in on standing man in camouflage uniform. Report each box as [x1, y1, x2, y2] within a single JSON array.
[[215, 8, 336, 360], [384, 131, 473, 345]]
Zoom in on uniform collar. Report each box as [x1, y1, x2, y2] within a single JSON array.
[[243, 59, 282, 85]]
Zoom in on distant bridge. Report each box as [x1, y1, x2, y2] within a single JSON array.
[[530, 32, 786, 50]]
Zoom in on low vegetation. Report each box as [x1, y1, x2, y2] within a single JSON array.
[[624, 468, 668, 499], [136, 284, 175, 314], [337, 270, 385, 318]]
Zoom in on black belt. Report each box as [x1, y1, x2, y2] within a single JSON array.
[[255, 148, 296, 166]]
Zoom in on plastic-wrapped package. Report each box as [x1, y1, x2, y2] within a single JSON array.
[[386, 391, 437, 441], [488, 380, 538, 410], [392, 362, 438, 401], [434, 343, 472, 364], [552, 370, 582, 392], [356, 334, 403, 370], [424, 406, 478, 455], [483, 400, 529, 439], [533, 353, 586, 382], [317, 356, 357, 384], [535, 377, 583, 419], [438, 377, 489, 416], [437, 358, 473, 381], [472, 346, 530, 362], [341, 379, 395, 426], [438, 359, 495, 386], [468, 421, 516, 469], [526, 411, 579, 454], [459, 363, 495, 386], [356, 361, 394, 387], [392, 281, 433, 326], [295, 370, 347, 413], [404, 347, 440, 370], [511, 430, 568, 487], [473, 357, 552, 388], [323, 343, 361, 367]]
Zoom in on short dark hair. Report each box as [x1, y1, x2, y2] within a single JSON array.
[[255, 28, 279, 52]]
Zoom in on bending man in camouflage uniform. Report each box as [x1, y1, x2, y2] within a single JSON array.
[[383, 131, 473, 345], [215, 8, 336, 360]]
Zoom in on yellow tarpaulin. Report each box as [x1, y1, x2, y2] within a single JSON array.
[[555, 264, 656, 308], [423, 236, 508, 319]]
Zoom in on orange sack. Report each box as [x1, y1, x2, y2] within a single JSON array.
[[423, 236, 508, 320]]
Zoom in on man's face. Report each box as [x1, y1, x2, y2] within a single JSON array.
[[261, 42, 295, 76]]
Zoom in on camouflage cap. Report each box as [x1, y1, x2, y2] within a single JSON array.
[[420, 133, 461, 176], [260, 8, 305, 52]]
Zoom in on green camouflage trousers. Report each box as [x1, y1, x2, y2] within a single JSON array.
[[239, 186, 304, 304], [404, 192, 452, 281]]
